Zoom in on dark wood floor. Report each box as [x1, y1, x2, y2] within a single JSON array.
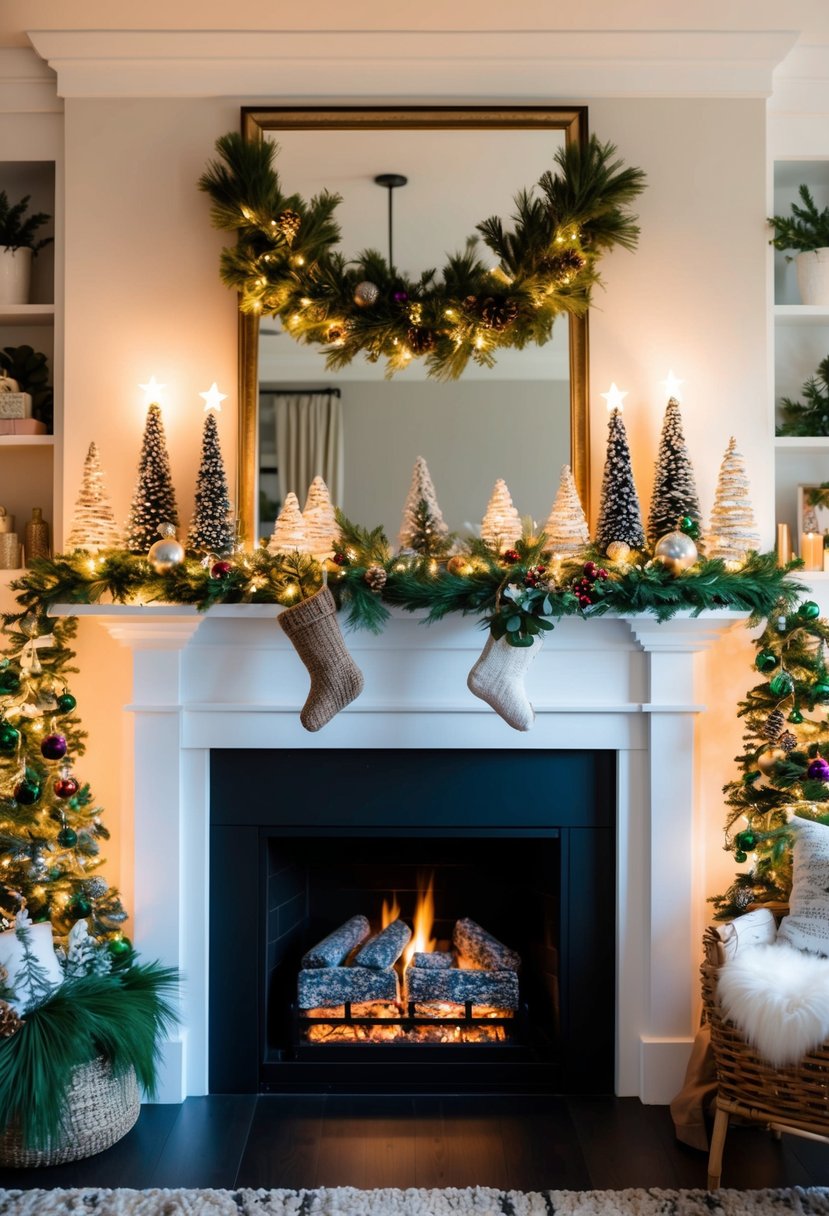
[[0, 1096, 827, 1191]]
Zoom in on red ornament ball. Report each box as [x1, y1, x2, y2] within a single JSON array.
[[502, 549, 521, 564], [41, 733, 67, 761], [332, 552, 348, 566], [54, 775, 79, 799], [210, 561, 232, 579], [583, 561, 598, 580]]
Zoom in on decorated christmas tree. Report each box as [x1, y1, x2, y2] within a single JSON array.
[[268, 491, 309, 553], [187, 412, 234, 555], [124, 403, 179, 553], [647, 398, 702, 546], [303, 476, 339, 558], [0, 610, 129, 952], [543, 465, 590, 557], [398, 457, 450, 555], [707, 437, 760, 564], [712, 600, 829, 919], [65, 442, 121, 553], [594, 408, 645, 554], [480, 479, 522, 552]]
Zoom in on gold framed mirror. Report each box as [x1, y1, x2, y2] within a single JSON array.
[[237, 106, 589, 548]]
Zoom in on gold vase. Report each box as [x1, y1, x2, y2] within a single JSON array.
[[0, 533, 20, 570], [24, 508, 49, 565]]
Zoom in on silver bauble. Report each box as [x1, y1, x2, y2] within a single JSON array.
[[653, 529, 698, 574], [354, 280, 380, 307], [148, 522, 184, 574]]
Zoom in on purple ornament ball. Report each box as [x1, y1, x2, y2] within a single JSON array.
[[393, 290, 409, 304], [41, 733, 68, 761], [807, 758, 829, 782]]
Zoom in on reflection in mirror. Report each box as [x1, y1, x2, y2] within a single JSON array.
[[240, 109, 588, 546]]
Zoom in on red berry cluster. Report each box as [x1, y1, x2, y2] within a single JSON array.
[[523, 564, 547, 588], [573, 560, 608, 608], [502, 549, 521, 564]]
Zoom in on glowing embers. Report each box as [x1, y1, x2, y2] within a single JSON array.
[[300, 1002, 515, 1045]]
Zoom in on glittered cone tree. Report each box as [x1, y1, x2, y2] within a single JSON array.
[[65, 441, 121, 552], [124, 403, 179, 553], [480, 479, 522, 552], [268, 491, 309, 554], [543, 465, 590, 557], [647, 398, 702, 546], [0, 608, 129, 955], [397, 457, 450, 556], [712, 600, 829, 920], [707, 437, 760, 564], [594, 409, 645, 555], [187, 412, 234, 555], [303, 476, 339, 558]]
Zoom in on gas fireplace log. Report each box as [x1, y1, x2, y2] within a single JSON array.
[[298, 965, 400, 1009], [301, 915, 371, 969], [406, 965, 519, 1009], [412, 951, 452, 969], [354, 918, 412, 969], [453, 918, 521, 972]]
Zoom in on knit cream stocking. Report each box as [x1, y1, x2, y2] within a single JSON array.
[[467, 633, 542, 731], [278, 586, 364, 732]]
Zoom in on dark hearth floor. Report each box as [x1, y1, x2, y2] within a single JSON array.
[[0, 1096, 826, 1191]]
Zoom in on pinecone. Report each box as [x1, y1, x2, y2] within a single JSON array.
[[326, 324, 346, 345], [733, 887, 754, 912], [540, 248, 587, 283], [0, 1000, 22, 1039], [364, 565, 388, 593], [406, 326, 435, 355], [763, 709, 786, 743], [479, 296, 520, 332], [779, 730, 798, 753], [277, 209, 301, 243]]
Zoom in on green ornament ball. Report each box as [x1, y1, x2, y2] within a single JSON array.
[[69, 894, 92, 920], [734, 850, 748, 864], [734, 830, 757, 852], [789, 708, 804, 724], [798, 601, 821, 621], [814, 681, 829, 702], [13, 777, 40, 805], [0, 670, 20, 695], [769, 671, 794, 697], [755, 650, 779, 673], [0, 722, 19, 752], [57, 827, 78, 848], [108, 935, 132, 960], [678, 516, 701, 540], [56, 693, 77, 714]]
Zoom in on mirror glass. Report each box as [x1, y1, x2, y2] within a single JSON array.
[[240, 109, 588, 546]]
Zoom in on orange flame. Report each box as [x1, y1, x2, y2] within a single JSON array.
[[381, 893, 401, 929], [403, 873, 437, 971]]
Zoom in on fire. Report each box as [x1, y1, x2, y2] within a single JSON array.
[[403, 873, 437, 971], [381, 893, 401, 929]]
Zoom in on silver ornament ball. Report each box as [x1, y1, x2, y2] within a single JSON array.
[[148, 522, 184, 574], [653, 529, 698, 574], [354, 280, 380, 307]]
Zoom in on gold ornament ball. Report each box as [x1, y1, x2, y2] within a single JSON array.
[[446, 555, 471, 576], [606, 541, 631, 563], [148, 524, 185, 574], [653, 530, 698, 574], [757, 747, 786, 776]]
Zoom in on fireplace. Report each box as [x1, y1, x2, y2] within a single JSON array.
[[209, 748, 615, 1093]]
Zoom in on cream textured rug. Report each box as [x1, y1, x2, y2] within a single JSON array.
[[0, 1189, 827, 1215]]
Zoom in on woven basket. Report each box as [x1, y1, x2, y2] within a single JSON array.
[[0, 1058, 140, 1168]]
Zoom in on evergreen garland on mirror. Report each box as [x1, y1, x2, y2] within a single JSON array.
[[124, 404, 179, 554]]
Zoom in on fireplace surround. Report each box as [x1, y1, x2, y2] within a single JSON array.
[[64, 602, 745, 1105]]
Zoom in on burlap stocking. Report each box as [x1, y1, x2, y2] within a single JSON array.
[[278, 586, 364, 731], [467, 633, 542, 731]]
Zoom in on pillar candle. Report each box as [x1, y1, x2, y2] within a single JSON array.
[[800, 531, 824, 571], [776, 523, 792, 566]]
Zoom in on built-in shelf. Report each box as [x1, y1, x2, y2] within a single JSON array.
[[775, 436, 829, 453], [0, 304, 54, 326], [774, 304, 829, 325], [0, 435, 54, 447]]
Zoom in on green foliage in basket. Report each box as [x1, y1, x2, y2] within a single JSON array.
[[0, 961, 178, 1148], [0, 344, 54, 429], [0, 192, 52, 254], [769, 184, 829, 254], [777, 355, 829, 436]]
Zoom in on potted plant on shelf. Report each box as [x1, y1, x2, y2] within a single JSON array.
[[0, 191, 53, 307], [769, 184, 829, 305]]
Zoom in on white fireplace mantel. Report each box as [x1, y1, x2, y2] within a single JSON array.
[[55, 603, 746, 1105]]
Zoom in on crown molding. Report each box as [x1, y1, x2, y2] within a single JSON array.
[[0, 47, 61, 112], [27, 29, 799, 99]]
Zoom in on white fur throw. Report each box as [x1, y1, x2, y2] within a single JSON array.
[[777, 815, 829, 956], [717, 940, 829, 1067]]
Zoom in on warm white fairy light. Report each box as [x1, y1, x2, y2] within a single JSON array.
[[138, 376, 165, 407], [199, 382, 227, 413], [600, 382, 628, 412]]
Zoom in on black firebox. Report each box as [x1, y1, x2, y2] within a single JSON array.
[[209, 749, 615, 1094]]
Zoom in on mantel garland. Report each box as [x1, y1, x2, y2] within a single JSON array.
[[198, 131, 647, 380]]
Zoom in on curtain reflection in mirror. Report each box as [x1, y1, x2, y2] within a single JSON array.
[[259, 388, 344, 540]]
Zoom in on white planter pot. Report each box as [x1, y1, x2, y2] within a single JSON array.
[[795, 247, 829, 305], [0, 246, 32, 306]]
